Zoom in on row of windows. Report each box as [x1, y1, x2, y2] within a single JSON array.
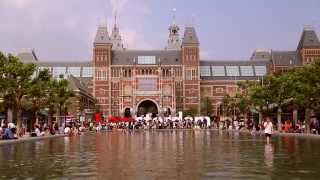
[[185, 55, 197, 61], [94, 68, 184, 78], [185, 69, 198, 80], [136, 68, 157, 76], [201, 86, 237, 97], [305, 50, 320, 55], [162, 69, 172, 77], [39, 66, 93, 78], [95, 70, 107, 80], [109, 68, 182, 77], [111, 68, 121, 78], [200, 65, 267, 77]]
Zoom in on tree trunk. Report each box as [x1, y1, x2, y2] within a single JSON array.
[[305, 108, 311, 134], [7, 107, 13, 123], [293, 109, 298, 127], [16, 104, 23, 131], [277, 107, 282, 131], [58, 105, 63, 127], [31, 106, 37, 127], [244, 112, 248, 124], [258, 111, 263, 125], [48, 105, 55, 126]]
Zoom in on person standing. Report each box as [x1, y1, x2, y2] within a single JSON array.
[[264, 117, 273, 144]]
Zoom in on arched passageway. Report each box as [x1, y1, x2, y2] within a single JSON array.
[[137, 100, 158, 117]]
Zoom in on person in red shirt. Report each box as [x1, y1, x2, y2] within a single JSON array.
[[283, 119, 293, 133]]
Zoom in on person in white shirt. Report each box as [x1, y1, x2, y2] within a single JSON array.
[[35, 125, 41, 137], [64, 126, 71, 135], [263, 117, 273, 144]]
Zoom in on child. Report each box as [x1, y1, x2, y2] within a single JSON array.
[[263, 117, 273, 144]]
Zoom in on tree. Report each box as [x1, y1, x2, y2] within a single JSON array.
[[201, 97, 214, 116], [249, 82, 273, 123], [221, 94, 233, 117], [183, 105, 199, 117], [0, 53, 36, 129], [266, 74, 298, 130], [289, 60, 320, 132], [25, 69, 52, 127], [55, 76, 74, 126], [235, 81, 256, 121]]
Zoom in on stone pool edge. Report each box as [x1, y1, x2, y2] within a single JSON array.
[[227, 129, 320, 139], [0, 134, 67, 146]]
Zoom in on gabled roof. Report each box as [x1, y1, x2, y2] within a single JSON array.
[[34, 61, 91, 67], [94, 25, 111, 44], [250, 49, 271, 61], [271, 51, 302, 66], [182, 26, 199, 45], [67, 75, 94, 98], [17, 49, 38, 63], [111, 50, 182, 65], [297, 28, 320, 50]]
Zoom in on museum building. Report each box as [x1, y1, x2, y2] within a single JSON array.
[[18, 18, 320, 118]]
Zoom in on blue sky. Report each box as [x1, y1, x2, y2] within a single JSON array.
[[0, 0, 320, 61]]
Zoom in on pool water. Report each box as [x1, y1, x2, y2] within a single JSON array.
[[0, 130, 319, 180]]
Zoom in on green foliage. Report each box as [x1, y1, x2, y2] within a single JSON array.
[[201, 97, 214, 116], [0, 51, 75, 128], [234, 58, 320, 127], [0, 53, 36, 127], [46, 77, 74, 125], [183, 106, 199, 117]]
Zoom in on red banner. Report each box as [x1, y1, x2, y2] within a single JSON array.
[[95, 113, 101, 124]]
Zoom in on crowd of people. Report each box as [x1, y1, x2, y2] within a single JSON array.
[[1, 113, 320, 141], [0, 120, 81, 140], [105, 114, 211, 130]]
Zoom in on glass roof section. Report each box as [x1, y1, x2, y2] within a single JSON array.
[[226, 66, 240, 76], [211, 66, 226, 76], [254, 65, 267, 76], [200, 66, 211, 76], [240, 66, 254, 76], [137, 56, 156, 64]]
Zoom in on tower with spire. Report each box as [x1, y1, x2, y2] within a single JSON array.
[[110, 11, 124, 51], [93, 22, 113, 116], [297, 25, 320, 65], [181, 22, 200, 113], [166, 8, 181, 50]]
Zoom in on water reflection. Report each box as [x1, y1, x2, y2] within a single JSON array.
[[0, 131, 320, 179], [264, 144, 274, 168]]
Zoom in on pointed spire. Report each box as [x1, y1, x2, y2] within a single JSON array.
[[297, 25, 320, 50], [166, 8, 181, 50], [172, 8, 177, 24], [114, 10, 118, 28], [94, 21, 111, 45], [111, 11, 124, 50], [182, 26, 199, 45]]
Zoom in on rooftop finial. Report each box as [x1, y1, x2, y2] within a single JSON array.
[[186, 14, 196, 27], [172, 8, 177, 24], [114, 10, 118, 27], [304, 24, 314, 31]]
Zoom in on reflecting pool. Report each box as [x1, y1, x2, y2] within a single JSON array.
[[0, 130, 320, 180]]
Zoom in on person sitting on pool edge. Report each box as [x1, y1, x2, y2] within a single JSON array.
[[263, 117, 273, 144], [2, 123, 18, 140]]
